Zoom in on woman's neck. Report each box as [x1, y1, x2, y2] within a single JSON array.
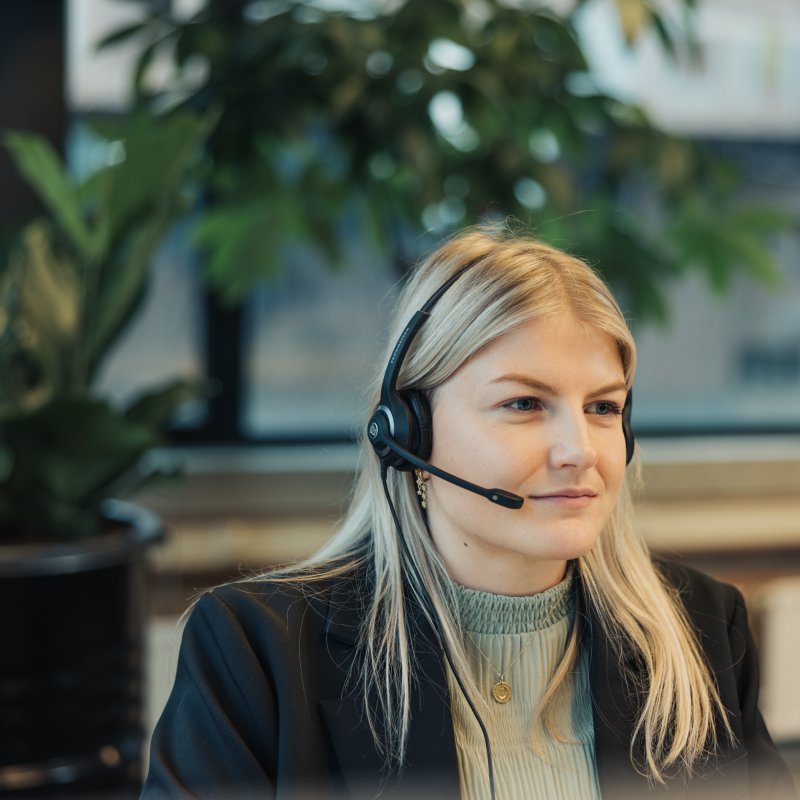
[[441, 553, 568, 596]]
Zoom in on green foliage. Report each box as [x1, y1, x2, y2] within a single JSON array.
[[0, 395, 159, 540], [4, 134, 94, 256], [101, 0, 785, 320], [0, 113, 210, 543]]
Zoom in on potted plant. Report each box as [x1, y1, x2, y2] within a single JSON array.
[[0, 111, 209, 796]]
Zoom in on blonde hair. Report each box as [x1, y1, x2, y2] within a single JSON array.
[[245, 227, 731, 781]]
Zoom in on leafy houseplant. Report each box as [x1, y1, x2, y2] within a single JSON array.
[[0, 112, 209, 795], [0, 112, 209, 543], [104, 0, 785, 321]]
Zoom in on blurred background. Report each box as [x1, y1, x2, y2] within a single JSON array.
[[0, 0, 798, 795]]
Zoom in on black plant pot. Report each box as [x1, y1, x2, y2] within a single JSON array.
[[0, 501, 164, 797]]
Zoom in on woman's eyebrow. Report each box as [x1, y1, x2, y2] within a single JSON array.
[[490, 373, 627, 396], [490, 374, 556, 393], [589, 381, 629, 397]]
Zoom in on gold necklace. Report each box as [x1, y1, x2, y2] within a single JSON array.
[[464, 630, 537, 704]]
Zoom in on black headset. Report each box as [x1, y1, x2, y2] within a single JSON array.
[[367, 261, 636, 501]]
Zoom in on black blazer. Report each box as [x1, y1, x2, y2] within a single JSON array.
[[142, 561, 795, 799]]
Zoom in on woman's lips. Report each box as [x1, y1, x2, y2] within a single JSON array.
[[530, 489, 597, 509]]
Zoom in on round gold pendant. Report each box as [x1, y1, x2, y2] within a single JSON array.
[[492, 680, 512, 704]]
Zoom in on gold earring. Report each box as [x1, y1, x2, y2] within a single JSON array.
[[415, 470, 428, 509]]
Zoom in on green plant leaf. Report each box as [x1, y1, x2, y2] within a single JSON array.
[[84, 206, 176, 381], [125, 378, 205, 428], [650, 13, 678, 58], [91, 111, 212, 261], [0, 222, 83, 411], [96, 19, 150, 49], [132, 36, 163, 97], [0, 394, 159, 541], [3, 132, 94, 257], [191, 198, 290, 304], [81, 112, 213, 377]]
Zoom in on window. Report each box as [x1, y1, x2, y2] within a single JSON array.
[[632, 141, 800, 433], [241, 242, 398, 440]]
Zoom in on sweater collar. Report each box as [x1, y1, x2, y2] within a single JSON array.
[[450, 569, 574, 634]]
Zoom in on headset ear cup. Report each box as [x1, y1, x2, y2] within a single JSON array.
[[405, 390, 433, 461], [622, 389, 635, 465]]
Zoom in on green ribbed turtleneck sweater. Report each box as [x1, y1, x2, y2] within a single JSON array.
[[446, 573, 600, 800]]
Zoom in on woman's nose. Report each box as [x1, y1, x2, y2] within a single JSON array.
[[548, 409, 599, 470]]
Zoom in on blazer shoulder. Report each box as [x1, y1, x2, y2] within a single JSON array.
[[654, 558, 742, 621], [202, 572, 335, 613], [188, 561, 369, 645]]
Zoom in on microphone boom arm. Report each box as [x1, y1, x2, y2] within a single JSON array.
[[377, 429, 524, 510]]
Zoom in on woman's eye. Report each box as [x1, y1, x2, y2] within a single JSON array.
[[588, 400, 622, 416], [505, 397, 541, 412]]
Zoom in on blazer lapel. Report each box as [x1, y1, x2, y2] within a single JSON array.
[[318, 573, 460, 799], [581, 585, 682, 799]]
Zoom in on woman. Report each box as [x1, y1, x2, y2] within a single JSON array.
[[142, 229, 795, 799]]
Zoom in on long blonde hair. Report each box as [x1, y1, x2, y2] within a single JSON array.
[[247, 227, 731, 781]]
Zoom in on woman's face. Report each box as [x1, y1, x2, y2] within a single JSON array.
[[424, 311, 628, 595]]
